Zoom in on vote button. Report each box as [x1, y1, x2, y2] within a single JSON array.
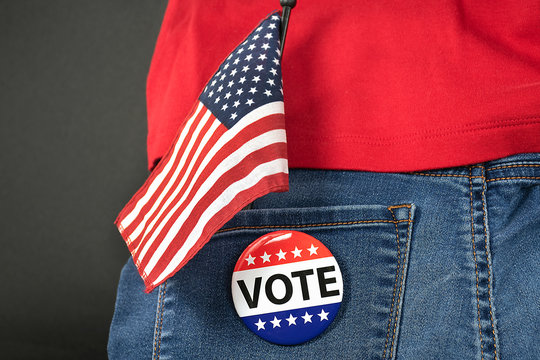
[[231, 231, 343, 345]]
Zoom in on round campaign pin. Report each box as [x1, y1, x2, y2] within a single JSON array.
[[231, 231, 343, 345]]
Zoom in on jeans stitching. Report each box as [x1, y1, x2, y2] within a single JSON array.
[[216, 219, 410, 233], [481, 169, 499, 359], [388, 205, 412, 359], [486, 176, 540, 183], [382, 208, 402, 359], [157, 280, 167, 360], [152, 283, 164, 360], [409, 173, 470, 178], [486, 164, 540, 171], [152, 280, 167, 360], [469, 167, 485, 360]]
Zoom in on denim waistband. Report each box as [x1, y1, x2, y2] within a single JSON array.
[[408, 152, 540, 181]]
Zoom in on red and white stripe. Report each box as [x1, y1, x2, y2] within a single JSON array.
[[115, 101, 288, 292]]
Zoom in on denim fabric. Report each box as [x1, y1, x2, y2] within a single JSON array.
[[108, 153, 540, 359]]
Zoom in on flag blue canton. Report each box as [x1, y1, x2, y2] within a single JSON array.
[[200, 14, 283, 129]]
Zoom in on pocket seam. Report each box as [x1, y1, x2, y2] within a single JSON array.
[[384, 205, 412, 360], [216, 219, 410, 234], [152, 280, 168, 360]]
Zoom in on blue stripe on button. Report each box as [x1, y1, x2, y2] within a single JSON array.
[[241, 302, 341, 345]]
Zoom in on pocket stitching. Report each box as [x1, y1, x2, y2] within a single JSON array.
[[382, 208, 403, 359], [152, 280, 168, 360], [216, 219, 410, 234], [386, 205, 412, 359]]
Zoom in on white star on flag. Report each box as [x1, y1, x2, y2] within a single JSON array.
[[255, 318, 266, 330], [301, 311, 313, 324], [318, 309, 329, 321]]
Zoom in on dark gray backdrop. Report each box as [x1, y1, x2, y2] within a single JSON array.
[[1, 1, 168, 358]]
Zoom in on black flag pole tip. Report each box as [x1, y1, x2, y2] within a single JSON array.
[[280, 0, 297, 54]]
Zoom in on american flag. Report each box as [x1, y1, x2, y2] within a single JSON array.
[[115, 13, 288, 293]]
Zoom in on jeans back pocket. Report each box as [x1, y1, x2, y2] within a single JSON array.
[[154, 204, 415, 360]]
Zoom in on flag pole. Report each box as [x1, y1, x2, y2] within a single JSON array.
[[280, 0, 297, 54]]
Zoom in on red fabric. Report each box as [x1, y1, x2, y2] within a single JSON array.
[[146, 1, 540, 172]]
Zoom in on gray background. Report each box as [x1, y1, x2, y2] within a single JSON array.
[[1, 1, 167, 358]]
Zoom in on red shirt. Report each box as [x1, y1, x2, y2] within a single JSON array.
[[146, 0, 540, 172]]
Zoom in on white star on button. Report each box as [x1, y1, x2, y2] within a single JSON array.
[[308, 244, 319, 255], [301, 311, 313, 324], [276, 249, 287, 260], [260, 252, 271, 263], [291, 246, 303, 258], [270, 316, 281, 328], [286, 314, 297, 326], [245, 254, 256, 265], [318, 309, 329, 321], [255, 318, 266, 330]]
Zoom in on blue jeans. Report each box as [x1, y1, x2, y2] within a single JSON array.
[[108, 153, 540, 359]]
